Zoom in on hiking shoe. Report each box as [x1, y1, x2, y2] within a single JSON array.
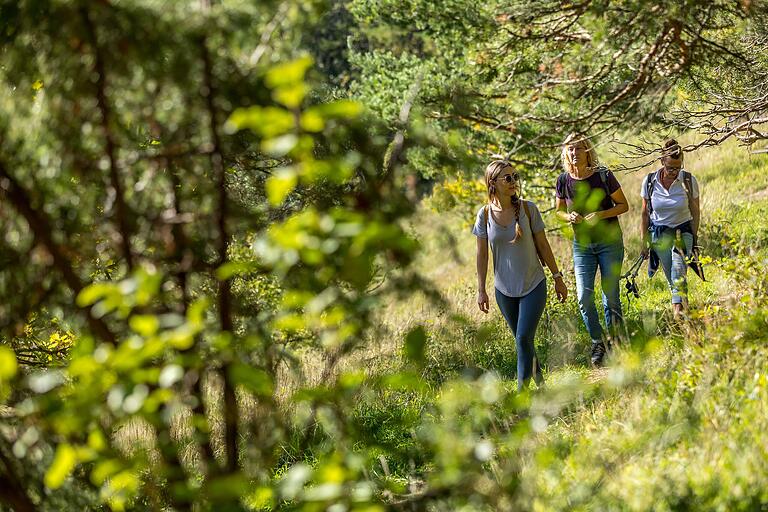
[[590, 342, 607, 367]]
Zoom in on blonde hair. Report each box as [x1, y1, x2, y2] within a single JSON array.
[[561, 133, 599, 175], [484, 160, 523, 243]]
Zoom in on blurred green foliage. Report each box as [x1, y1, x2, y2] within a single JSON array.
[[1, 1, 768, 512]]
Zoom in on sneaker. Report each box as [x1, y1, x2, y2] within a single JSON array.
[[590, 341, 606, 367]]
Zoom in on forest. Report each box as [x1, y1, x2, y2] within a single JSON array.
[[1, 1, 768, 510]]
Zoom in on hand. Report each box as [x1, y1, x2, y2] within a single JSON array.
[[477, 290, 490, 313], [554, 277, 568, 303], [584, 212, 601, 223], [641, 238, 651, 259], [568, 212, 583, 224]]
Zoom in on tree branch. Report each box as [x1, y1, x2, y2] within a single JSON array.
[[0, 436, 36, 512], [0, 159, 117, 344], [200, 34, 239, 475], [80, 5, 135, 271]]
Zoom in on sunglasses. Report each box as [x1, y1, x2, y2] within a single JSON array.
[[495, 173, 520, 183]]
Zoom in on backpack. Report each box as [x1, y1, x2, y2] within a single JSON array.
[[557, 166, 615, 208], [645, 169, 694, 219]]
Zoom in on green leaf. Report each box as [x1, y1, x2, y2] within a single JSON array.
[[266, 168, 298, 206], [206, 473, 250, 500], [339, 370, 366, 390], [381, 371, 428, 392], [91, 459, 122, 485], [273, 83, 308, 109], [225, 106, 295, 138], [301, 158, 354, 183], [129, 315, 160, 337], [76, 282, 114, 307], [261, 134, 298, 157], [245, 487, 275, 510], [45, 443, 77, 489], [404, 326, 428, 366], [216, 261, 259, 280], [299, 101, 361, 133], [300, 110, 325, 132], [272, 313, 307, 332], [187, 298, 209, 330], [313, 100, 363, 119], [103, 470, 140, 510], [135, 268, 162, 305], [0, 345, 17, 380], [87, 429, 107, 451], [228, 363, 274, 397], [265, 56, 313, 88], [165, 326, 195, 351]]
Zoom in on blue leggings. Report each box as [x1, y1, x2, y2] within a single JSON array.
[[495, 279, 547, 390]]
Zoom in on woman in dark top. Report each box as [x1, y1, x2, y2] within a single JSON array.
[[555, 134, 629, 366]]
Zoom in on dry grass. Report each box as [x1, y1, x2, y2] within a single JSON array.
[[360, 136, 766, 381], [114, 138, 765, 472]]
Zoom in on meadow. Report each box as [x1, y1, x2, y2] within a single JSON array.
[[100, 136, 768, 511], [326, 138, 768, 510], [3, 3, 767, 509]]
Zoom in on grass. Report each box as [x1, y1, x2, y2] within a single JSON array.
[[522, 141, 768, 510], [111, 137, 768, 510], [339, 137, 768, 509]]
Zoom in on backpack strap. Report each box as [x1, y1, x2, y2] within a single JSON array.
[[556, 172, 569, 201], [522, 200, 532, 232], [597, 167, 609, 188], [482, 204, 491, 248], [645, 170, 658, 217], [596, 167, 615, 207], [523, 200, 546, 265], [681, 170, 694, 219]]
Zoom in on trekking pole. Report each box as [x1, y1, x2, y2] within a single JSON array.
[[621, 254, 645, 310]]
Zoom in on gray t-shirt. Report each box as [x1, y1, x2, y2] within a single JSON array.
[[472, 201, 547, 298]]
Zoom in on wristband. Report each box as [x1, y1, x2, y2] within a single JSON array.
[[551, 271, 563, 280]]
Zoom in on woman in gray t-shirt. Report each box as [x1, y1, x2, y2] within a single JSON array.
[[473, 160, 567, 390]]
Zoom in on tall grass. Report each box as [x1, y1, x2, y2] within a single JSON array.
[[115, 139, 768, 511], [367, 137, 767, 378]]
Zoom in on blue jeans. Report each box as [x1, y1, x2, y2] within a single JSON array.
[[652, 231, 693, 305], [573, 239, 624, 342], [495, 279, 547, 390]]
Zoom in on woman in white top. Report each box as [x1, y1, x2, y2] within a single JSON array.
[[640, 139, 701, 317]]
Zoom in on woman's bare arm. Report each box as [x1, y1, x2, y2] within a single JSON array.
[[533, 230, 568, 302], [476, 237, 490, 313]]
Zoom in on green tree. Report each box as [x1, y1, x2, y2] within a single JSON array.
[[348, 0, 767, 183], [0, 1, 423, 509]]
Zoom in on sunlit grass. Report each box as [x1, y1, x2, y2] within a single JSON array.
[[357, 140, 768, 508], [123, 140, 768, 509]]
